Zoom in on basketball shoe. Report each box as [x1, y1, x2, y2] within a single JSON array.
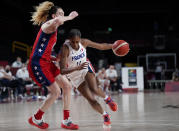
[[103, 113, 111, 126], [61, 117, 79, 130], [105, 96, 118, 111], [28, 116, 49, 129]]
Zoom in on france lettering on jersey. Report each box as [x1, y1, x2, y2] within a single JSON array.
[[72, 52, 85, 61], [64, 40, 88, 88], [64, 40, 87, 69]]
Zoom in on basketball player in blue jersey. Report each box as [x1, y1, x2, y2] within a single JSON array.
[[59, 29, 118, 127], [28, 1, 85, 130]]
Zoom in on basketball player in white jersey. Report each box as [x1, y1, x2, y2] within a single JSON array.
[[59, 29, 118, 126]]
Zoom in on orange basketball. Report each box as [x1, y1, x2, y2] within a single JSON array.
[[112, 40, 130, 56]]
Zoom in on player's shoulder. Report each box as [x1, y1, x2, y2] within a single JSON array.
[[63, 40, 70, 47], [81, 38, 90, 43], [61, 43, 69, 56], [81, 38, 91, 47], [62, 43, 69, 50], [41, 20, 57, 34], [64, 39, 70, 45]]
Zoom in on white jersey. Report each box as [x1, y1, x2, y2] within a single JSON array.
[[64, 40, 88, 88]]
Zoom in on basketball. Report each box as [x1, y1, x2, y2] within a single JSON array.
[[112, 40, 130, 56]]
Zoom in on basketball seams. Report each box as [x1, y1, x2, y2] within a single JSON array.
[[112, 48, 129, 56], [113, 42, 128, 52], [112, 41, 129, 56]]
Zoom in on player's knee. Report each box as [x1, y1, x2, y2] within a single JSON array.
[[55, 89, 61, 98], [63, 84, 72, 93], [51, 88, 61, 98]]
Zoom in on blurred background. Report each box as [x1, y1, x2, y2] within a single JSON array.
[[0, 0, 179, 98], [1, 2, 179, 130], [1, 0, 178, 63]]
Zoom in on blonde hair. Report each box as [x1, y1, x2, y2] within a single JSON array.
[[31, 1, 54, 25]]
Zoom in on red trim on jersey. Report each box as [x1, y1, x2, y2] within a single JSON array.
[[89, 63, 95, 73], [87, 58, 95, 73]]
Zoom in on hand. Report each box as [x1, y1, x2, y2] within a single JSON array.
[[77, 62, 89, 70], [69, 11, 79, 20], [50, 56, 57, 61]]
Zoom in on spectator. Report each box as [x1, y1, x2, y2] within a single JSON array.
[[12, 56, 22, 68], [0, 66, 4, 78], [16, 64, 34, 93], [0, 65, 22, 100], [16, 64, 30, 81], [155, 63, 162, 80], [0, 66, 8, 100], [0, 66, 7, 79], [105, 65, 118, 92], [16, 64, 32, 85], [97, 68, 110, 93], [0, 65, 14, 84], [172, 68, 179, 81]]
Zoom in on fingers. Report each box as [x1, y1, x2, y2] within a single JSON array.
[[72, 11, 79, 17], [69, 11, 79, 18], [81, 62, 88, 69], [78, 62, 89, 70], [82, 62, 89, 65], [71, 11, 78, 16]]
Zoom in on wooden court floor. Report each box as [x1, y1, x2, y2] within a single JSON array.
[[0, 92, 179, 131]]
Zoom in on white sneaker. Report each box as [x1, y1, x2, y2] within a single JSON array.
[[28, 115, 49, 129], [32, 116, 43, 124], [61, 117, 79, 130], [63, 117, 73, 124]]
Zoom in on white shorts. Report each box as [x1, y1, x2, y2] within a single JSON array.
[[65, 68, 88, 88]]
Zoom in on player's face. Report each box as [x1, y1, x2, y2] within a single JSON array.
[[69, 36, 81, 50], [56, 8, 64, 17]]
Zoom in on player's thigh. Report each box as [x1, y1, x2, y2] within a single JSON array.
[[85, 72, 98, 92], [78, 82, 95, 101]]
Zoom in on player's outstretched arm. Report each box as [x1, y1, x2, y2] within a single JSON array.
[[42, 11, 78, 34], [54, 11, 78, 26], [81, 39, 112, 50], [60, 44, 88, 75]]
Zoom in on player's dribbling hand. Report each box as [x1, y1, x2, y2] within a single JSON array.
[[77, 62, 89, 70], [69, 11, 79, 20]]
